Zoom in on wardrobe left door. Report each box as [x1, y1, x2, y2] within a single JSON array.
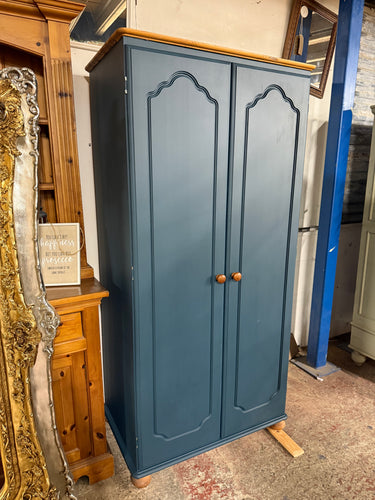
[[127, 44, 231, 472]]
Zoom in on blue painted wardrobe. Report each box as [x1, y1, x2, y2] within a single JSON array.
[[87, 29, 312, 480]]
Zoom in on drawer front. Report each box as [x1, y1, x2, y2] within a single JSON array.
[[55, 312, 83, 344]]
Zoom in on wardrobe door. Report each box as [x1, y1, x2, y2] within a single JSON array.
[[128, 46, 231, 470], [222, 63, 309, 437]]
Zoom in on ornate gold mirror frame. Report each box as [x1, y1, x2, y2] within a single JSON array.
[[0, 68, 76, 499]]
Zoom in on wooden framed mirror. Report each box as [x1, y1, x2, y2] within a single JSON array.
[[0, 67, 76, 499], [282, 0, 338, 98]]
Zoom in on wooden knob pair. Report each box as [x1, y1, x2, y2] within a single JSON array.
[[216, 272, 242, 283]]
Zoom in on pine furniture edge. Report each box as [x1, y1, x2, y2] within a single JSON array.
[[86, 27, 316, 73]]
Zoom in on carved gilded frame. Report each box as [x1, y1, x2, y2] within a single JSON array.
[[0, 68, 76, 499]]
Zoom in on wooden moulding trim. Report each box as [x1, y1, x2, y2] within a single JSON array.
[[34, 0, 85, 23], [48, 302, 104, 319], [46, 56, 91, 278], [0, 0, 44, 20], [0, 0, 84, 23], [0, 36, 45, 58], [48, 294, 108, 310], [85, 28, 316, 73], [53, 338, 87, 357]]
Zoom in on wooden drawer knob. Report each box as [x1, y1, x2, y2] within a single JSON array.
[[231, 272, 242, 282], [216, 274, 226, 284]]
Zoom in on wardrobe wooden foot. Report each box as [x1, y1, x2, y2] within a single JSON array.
[[269, 420, 286, 431], [131, 475, 151, 488]]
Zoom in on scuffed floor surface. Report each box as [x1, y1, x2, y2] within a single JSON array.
[[75, 340, 375, 499]]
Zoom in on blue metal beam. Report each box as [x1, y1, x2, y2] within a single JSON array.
[[307, 0, 364, 368]]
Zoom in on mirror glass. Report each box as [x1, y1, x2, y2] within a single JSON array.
[[301, 11, 334, 88]]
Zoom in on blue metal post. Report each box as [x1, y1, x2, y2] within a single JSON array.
[[307, 0, 364, 368]]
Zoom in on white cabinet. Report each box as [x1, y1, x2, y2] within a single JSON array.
[[350, 105, 375, 365]]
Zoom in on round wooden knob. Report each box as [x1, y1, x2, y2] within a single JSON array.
[[231, 272, 242, 282], [216, 274, 226, 284]]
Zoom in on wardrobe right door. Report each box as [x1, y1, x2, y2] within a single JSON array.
[[222, 62, 310, 438]]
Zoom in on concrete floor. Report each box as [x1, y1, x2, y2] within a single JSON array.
[[75, 337, 375, 500]]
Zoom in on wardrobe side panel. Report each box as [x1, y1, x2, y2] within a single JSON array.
[[89, 40, 137, 468]]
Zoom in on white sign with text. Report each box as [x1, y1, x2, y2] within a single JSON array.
[[38, 223, 80, 286]]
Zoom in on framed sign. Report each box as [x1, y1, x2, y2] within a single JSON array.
[[38, 223, 81, 286]]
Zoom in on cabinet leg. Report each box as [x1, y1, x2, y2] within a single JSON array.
[[269, 420, 286, 431], [131, 475, 151, 488], [351, 350, 366, 366]]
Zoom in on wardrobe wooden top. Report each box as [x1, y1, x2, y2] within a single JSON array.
[[86, 28, 315, 73]]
